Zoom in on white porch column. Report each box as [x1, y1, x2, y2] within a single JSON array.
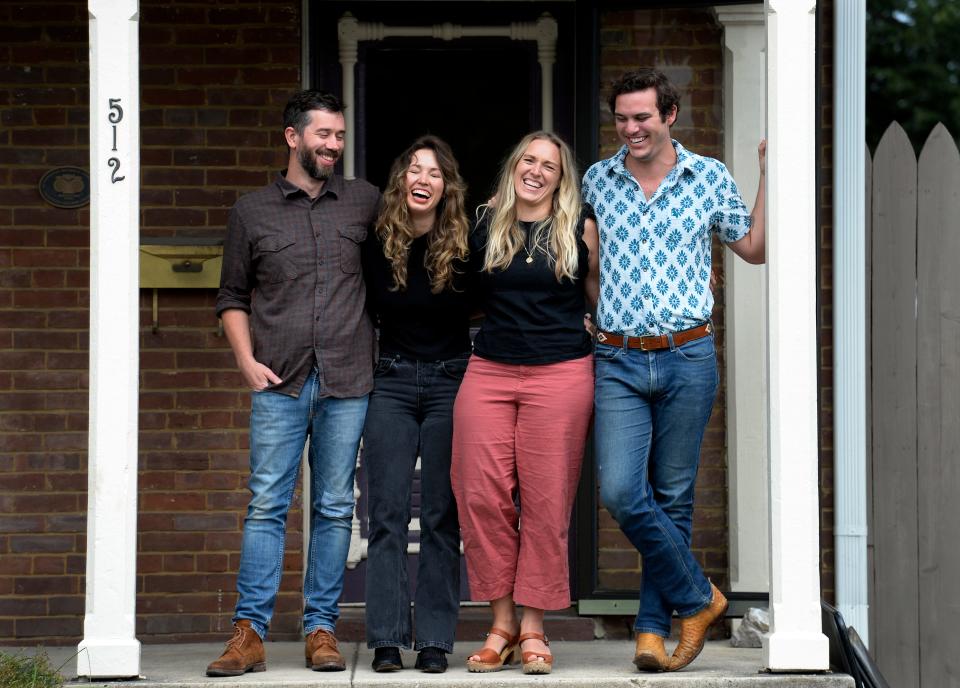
[[533, 14, 557, 132], [715, 3, 769, 601], [79, 0, 141, 679], [833, 0, 869, 646], [337, 13, 360, 180], [762, 0, 829, 672]]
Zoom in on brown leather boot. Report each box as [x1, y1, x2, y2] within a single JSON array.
[[633, 632, 669, 672], [305, 628, 346, 671], [206, 620, 266, 677], [669, 583, 728, 671]]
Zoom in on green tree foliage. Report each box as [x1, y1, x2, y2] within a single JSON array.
[[867, 0, 960, 151]]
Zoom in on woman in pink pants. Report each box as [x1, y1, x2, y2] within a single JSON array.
[[451, 131, 598, 675]]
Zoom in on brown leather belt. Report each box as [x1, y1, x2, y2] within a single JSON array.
[[596, 323, 712, 351]]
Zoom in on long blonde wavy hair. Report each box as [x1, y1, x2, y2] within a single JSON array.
[[480, 131, 582, 281], [376, 135, 469, 293]]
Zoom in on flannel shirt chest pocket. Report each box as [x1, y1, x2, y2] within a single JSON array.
[[253, 235, 299, 284], [338, 224, 366, 274]]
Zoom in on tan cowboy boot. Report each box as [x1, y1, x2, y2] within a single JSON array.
[[305, 628, 346, 671], [669, 583, 728, 671], [206, 620, 266, 676], [633, 632, 669, 672]]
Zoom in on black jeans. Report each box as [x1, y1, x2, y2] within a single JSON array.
[[363, 352, 468, 652]]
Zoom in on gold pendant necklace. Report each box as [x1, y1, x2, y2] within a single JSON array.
[[522, 225, 535, 264]]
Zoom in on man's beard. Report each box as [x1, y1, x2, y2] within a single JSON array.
[[298, 146, 337, 181]]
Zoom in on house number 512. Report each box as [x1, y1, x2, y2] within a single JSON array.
[[107, 97, 125, 184]]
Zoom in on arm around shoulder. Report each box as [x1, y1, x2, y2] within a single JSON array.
[[583, 216, 600, 311]]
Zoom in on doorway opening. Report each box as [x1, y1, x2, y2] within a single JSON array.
[[359, 42, 537, 213]]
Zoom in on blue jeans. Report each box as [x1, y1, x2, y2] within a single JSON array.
[[593, 332, 718, 637], [233, 369, 368, 639], [362, 353, 467, 652]]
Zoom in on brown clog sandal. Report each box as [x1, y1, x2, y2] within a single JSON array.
[[519, 631, 553, 675], [465, 627, 519, 673]]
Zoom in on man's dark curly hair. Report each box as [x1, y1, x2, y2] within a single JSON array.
[[282, 90, 344, 135], [608, 69, 681, 122]]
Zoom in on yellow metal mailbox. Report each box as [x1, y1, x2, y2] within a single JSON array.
[[140, 236, 223, 289], [140, 236, 224, 331]]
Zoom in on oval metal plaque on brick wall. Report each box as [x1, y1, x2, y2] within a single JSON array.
[[39, 167, 90, 209]]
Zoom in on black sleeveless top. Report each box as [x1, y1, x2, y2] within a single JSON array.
[[468, 209, 593, 365]]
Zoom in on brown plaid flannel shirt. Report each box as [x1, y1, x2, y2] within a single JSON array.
[[216, 172, 381, 398]]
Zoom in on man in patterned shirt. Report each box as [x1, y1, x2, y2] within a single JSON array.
[[208, 90, 380, 677], [582, 69, 765, 673]]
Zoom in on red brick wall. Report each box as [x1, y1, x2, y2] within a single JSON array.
[[0, 0, 304, 644], [136, 0, 302, 642], [817, 0, 836, 605], [594, 9, 729, 596], [0, 0, 92, 644]]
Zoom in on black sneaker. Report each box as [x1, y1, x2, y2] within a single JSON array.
[[415, 646, 448, 673], [372, 646, 403, 672]]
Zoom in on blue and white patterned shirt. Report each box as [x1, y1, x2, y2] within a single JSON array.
[[582, 140, 752, 336]]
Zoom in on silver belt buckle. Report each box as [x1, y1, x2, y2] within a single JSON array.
[[597, 331, 608, 343]]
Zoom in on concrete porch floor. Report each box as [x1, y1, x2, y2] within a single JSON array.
[[18, 639, 853, 687]]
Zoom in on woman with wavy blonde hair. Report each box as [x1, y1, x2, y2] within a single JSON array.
[[451, 131, 599, 675], [361, 135, 470, 674], [480, 131, 583, 281]]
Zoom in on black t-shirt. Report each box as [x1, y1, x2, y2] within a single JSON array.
[[362, 231, 471, 361], [468, 211, 592, 365]]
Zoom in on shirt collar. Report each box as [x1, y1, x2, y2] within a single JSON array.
[[605, 139, 696, 180], [275, 170, 343, 200]]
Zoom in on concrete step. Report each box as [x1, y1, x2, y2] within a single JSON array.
[[25, 639, 854, 687], [334, 605, 597, 644]]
